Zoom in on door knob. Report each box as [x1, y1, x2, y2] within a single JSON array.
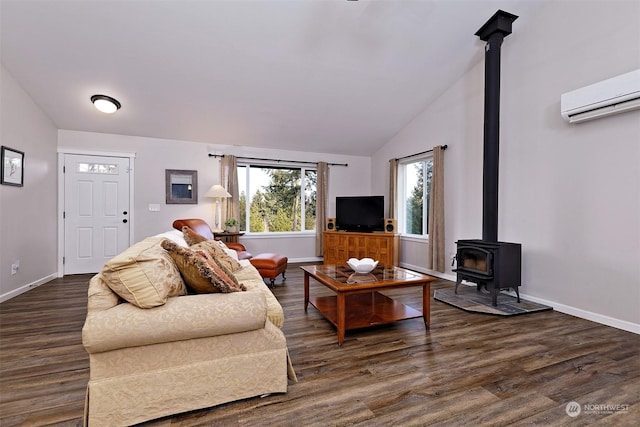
[[123, 219, 128, 223]]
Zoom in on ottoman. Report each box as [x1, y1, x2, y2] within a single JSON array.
[[250, 253, 288, 287]]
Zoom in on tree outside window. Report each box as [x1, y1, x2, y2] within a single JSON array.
[[402, 158, 433, 235], [238, 165, 317, 233]]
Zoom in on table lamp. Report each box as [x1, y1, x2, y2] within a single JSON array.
[[204, 184, 231, 232]]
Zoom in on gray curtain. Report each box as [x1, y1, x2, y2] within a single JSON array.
[[427, 145, 445, 272], [220, 155, 239, 225], [388, 158, 398, 220], [315, 162, 329, 256]]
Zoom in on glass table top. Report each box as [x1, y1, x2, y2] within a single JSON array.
[[305, 265, 425, 285]]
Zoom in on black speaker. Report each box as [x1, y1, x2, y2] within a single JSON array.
[[326, 218, 336, 231], [384, 218, 396, 233]]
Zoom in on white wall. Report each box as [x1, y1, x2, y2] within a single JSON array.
[[58, 130, 371, 262], [372, 1, 640, 331], [0, 64, 58, 301]]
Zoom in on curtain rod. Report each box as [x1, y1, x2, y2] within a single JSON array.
[[208, 153, 348, 167], [395, 144, 448, 161]]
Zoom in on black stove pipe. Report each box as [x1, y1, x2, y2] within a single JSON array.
[[475, 10, 518, 242]]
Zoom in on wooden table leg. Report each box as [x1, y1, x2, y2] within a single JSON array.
[[423, 282, 431, 329], [337, 292, 346, 346], [304, 272, 310, 311]]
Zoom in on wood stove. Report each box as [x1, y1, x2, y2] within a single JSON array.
[[453, 10, 522, 306], [454, 240, 521, 306]]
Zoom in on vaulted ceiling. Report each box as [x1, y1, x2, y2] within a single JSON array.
[[0, 0, 546, 156]]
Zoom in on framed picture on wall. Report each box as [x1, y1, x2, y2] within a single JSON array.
[[165, 169, 198, 204], [1, 146, 24, 187]]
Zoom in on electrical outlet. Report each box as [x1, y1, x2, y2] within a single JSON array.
[[11, 260, 20, 275]]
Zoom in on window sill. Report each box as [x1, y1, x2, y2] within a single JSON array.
[[241, 231, 316, 239], [401, 234, 429, 244]]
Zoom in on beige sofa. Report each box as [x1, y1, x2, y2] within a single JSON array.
[[82, 230, 296, 426]]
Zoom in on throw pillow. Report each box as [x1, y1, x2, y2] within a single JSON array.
[[154, 229, 189, 247], [190, 240, 243, 272], [101, 237, 187, 308], [161, 239, 244, 293], [213, 256, 242, 287], [211, 239, 241, 260], [195, 251, 246, 291], [182, 226, 208, 246]]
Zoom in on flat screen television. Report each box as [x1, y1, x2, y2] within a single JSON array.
[[335, 196, 384, 232]]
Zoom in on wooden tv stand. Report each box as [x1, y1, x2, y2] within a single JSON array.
[[323, 231, 399, 266]]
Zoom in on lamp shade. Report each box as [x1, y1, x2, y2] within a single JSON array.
[[205, 184, 231, 198]]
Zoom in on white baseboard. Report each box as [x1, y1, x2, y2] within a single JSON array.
[[400, 262, 639, 335], [0, 273, 58, 303], [510, 293, 640, 334], [290, 256, 323, 263]]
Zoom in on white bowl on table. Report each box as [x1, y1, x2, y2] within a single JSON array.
[[347, 258, 378, 274]]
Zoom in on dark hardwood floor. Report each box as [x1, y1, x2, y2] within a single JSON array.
[[1, 264, 638, 426]]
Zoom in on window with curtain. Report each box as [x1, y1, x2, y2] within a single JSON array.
[[237, 163, 317, 233], [398, 155, 433, 236]]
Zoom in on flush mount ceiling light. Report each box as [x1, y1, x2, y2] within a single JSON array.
[[91, 94, 121, 114]]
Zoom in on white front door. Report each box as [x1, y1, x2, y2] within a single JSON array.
[[63, 154, 131, 274]]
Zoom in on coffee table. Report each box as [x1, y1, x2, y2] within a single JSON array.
[[301, 264, 435, 346]]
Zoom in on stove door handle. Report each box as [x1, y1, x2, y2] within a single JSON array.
[[451, 254, 457, 267]]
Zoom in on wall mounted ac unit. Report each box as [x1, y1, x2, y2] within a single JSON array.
[[561, 69, 640, 123]]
